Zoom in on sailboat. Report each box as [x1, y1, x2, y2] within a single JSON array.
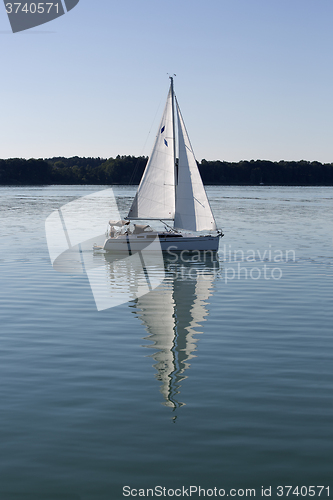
[[103, 77, 223, 253]]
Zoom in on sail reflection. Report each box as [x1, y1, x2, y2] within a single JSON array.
[[133, 255, 219, 408]]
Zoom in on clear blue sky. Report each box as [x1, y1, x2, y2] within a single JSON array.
[[1, 0, 333, 162]]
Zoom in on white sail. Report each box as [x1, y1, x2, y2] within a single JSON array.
[[127, 87, 175, 220], [174, 99, 217, 232]]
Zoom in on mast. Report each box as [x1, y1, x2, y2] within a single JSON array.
[[170, 76, 177, 202]]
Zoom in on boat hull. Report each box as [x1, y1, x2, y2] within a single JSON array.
[[103, 234, 220, 253]]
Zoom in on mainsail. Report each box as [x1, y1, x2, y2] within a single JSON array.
[[127, 87, 175, 220]]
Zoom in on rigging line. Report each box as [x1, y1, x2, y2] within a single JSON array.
[[139, 91, 165, 157], [128, 90, 165, 186], [160, 220, 179, 232], [128, 156, 147, 186]]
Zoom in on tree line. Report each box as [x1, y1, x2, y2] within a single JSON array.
[[1, 156, 333, 185]]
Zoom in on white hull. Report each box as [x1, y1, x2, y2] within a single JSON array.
[[103, 233, 220, 253]]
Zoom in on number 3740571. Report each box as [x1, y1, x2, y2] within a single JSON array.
[[5, 3, 59, 14], [277, 486, 330, 497]]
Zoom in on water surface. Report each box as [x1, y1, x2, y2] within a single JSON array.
[[0, 185, 332, 499]]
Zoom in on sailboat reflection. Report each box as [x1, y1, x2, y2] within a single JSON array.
[[131, 254, 219, 408], [96, 250, 219, 407]]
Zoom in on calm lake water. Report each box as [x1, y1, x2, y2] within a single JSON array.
[[0, 185, 333, 500]]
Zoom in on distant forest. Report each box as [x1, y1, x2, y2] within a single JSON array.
[[1, 156, 333, 186]]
